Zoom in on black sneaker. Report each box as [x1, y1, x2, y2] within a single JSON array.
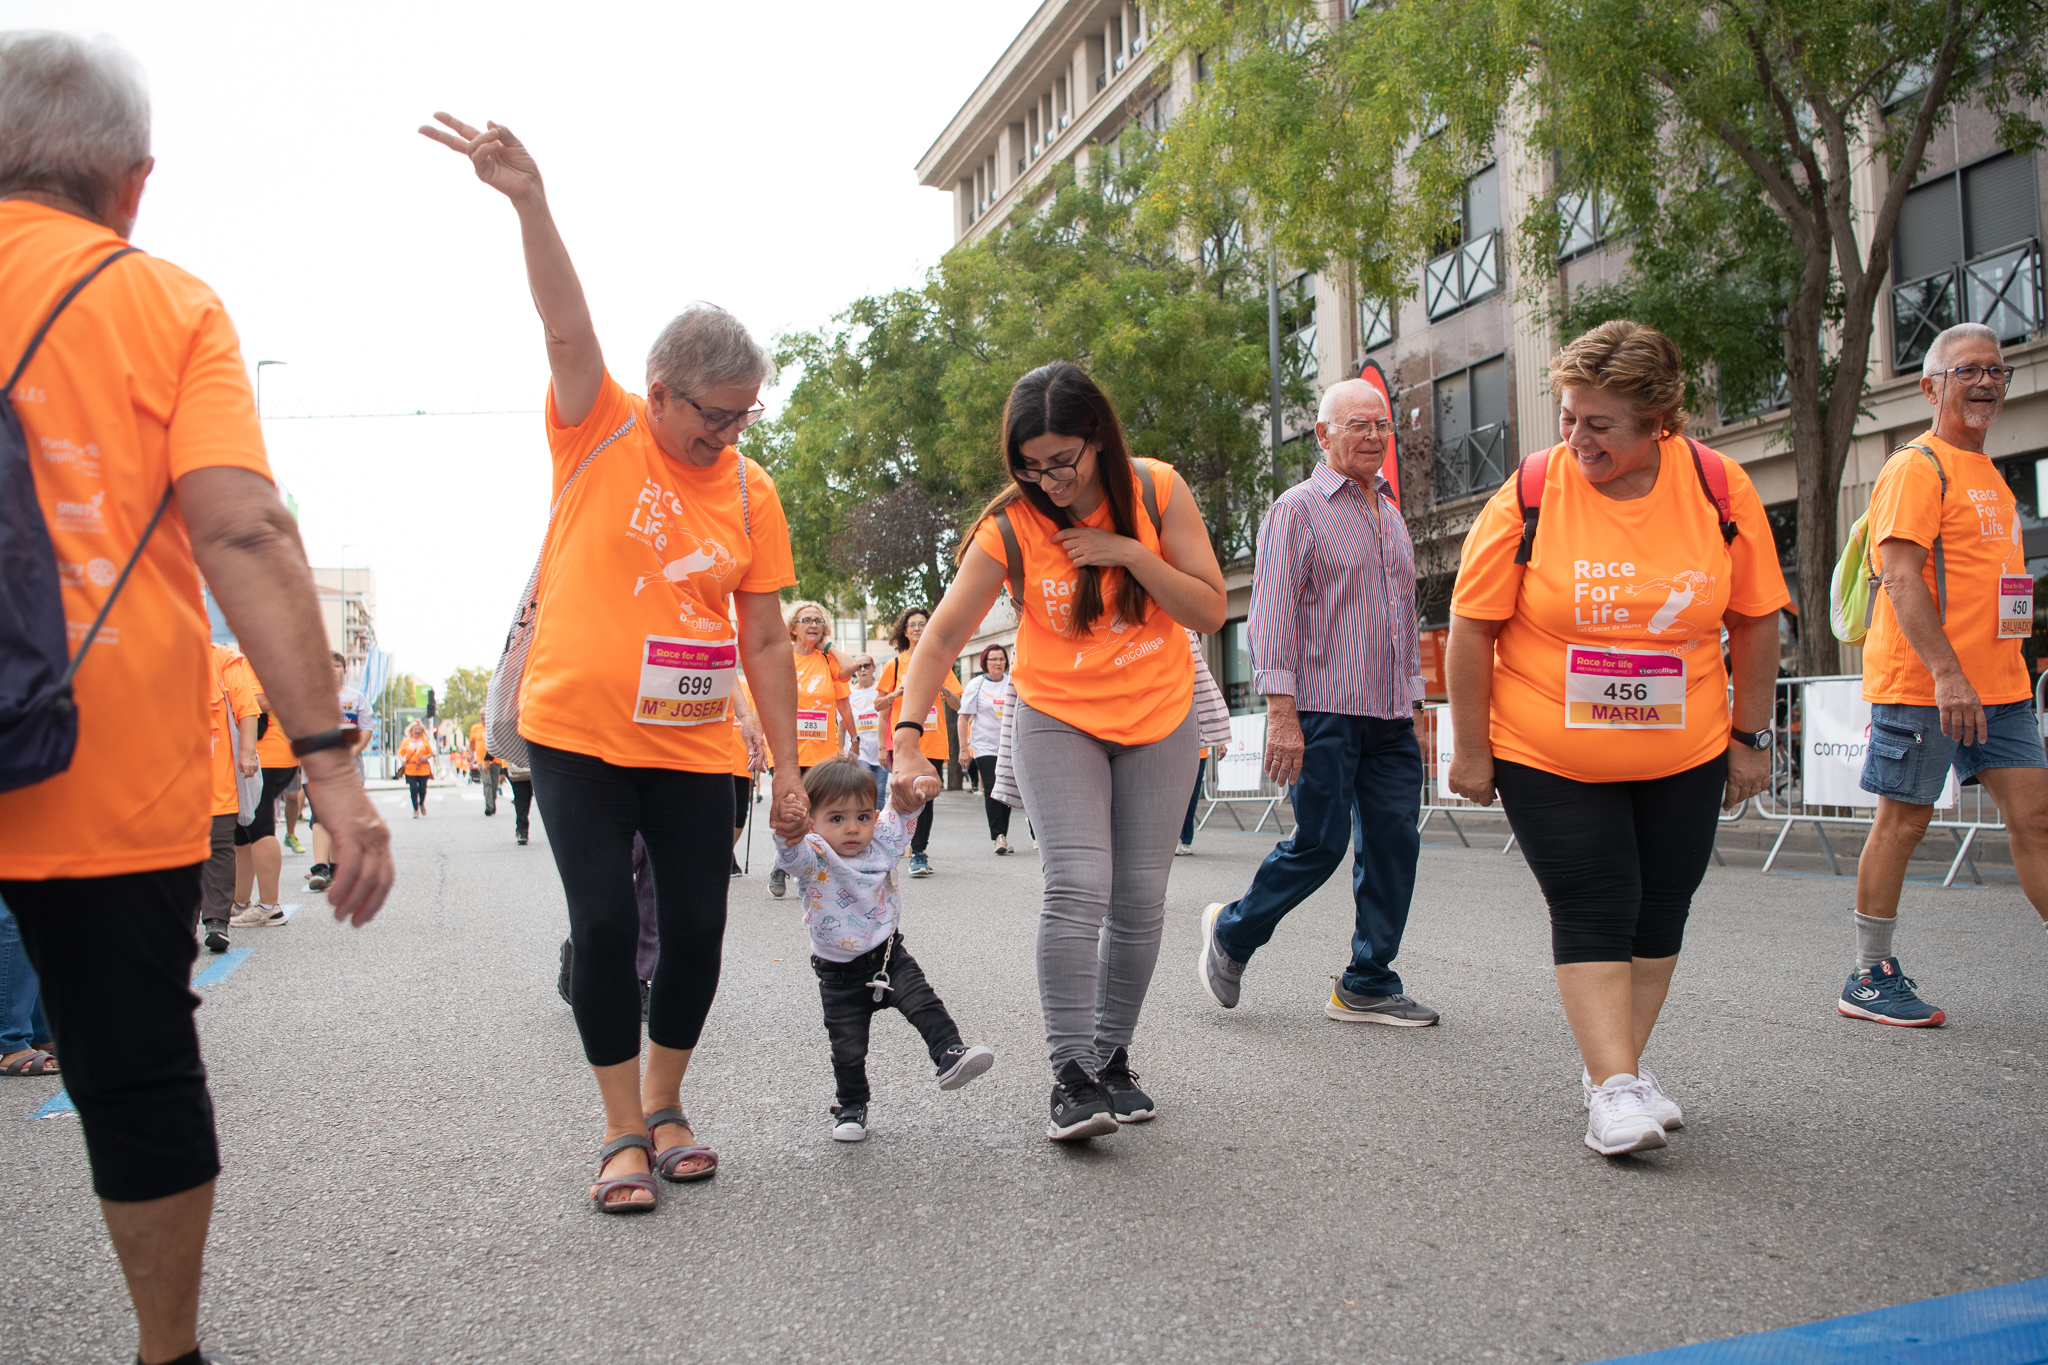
[[305, 863, 332, 891], [556, 939, 573, 1005], [1097, 1046, 1155, 1123], [935, 1043, 995, 1090], [1047, 1059, 1118, 1141], [909, 852, 933, 878], [516, 831, 528, 845], [831, 1101, 868, 1142], [730, 856, 743, 878], [202, 919, 230, 954]]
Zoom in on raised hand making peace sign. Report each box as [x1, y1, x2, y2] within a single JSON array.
[[418, 113, 543, 205]]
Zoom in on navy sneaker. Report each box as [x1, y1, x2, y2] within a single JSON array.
[[1838, 957, 1945, 1027]]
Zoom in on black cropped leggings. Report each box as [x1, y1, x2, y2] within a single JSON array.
[[527, 743, 733, 1066], [1493, 754, 1726, 965], [971, 754, 1010, 838]]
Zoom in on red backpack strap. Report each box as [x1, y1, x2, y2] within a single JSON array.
[[1685, 437, 1738, 545], [1512, 450, 1550, 566]]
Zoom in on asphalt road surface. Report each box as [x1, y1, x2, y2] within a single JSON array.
[[7, 783, 2044, 1364]]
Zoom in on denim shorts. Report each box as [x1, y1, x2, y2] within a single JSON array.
[[1859, 699, 2047, 804]]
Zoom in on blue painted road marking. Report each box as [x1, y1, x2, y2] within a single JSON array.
[[32, 1090, 74, 1119], [191, 946, 253, 988], [1598, 1276, 2048, 1363]]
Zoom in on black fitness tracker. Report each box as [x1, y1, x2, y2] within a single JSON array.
[[1729, 726, 1772, 750], [289, 727, 356, 758]]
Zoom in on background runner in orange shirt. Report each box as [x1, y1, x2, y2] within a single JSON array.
[[423, 110, 806, 1213], [399, 719, 435, 818], [201, 642, 261, 952], [1846, 322, 2048, 1026], [875, 607, 962, 878], [1447, 321, 1785, 1157], [0, 36, 392, 1365]]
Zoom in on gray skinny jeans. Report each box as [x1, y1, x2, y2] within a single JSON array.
[[1011, 697, 1199, 1073]]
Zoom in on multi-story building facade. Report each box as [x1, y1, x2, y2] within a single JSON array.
[[924, 0, 2048, 699]]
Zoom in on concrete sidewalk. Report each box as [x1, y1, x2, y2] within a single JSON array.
[[5, 788, 2042, 1364]]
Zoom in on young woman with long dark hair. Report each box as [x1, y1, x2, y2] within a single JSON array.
[[889, 362, 1225, 1140]]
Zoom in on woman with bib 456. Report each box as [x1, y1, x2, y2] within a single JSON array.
[[424, 114, 808, 1212], [1446, 321, 1785, 1158], [891, 362, 1226, 1141]]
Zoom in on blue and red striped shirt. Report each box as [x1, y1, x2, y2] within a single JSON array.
[[1250, 461, 1423, 718]]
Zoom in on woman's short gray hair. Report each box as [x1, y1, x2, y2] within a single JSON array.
[[646, 303, 772, 400], [0, 31, 150, 212]]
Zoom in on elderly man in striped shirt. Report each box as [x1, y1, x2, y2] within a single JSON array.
[[1199, 378, 1438, 1026]]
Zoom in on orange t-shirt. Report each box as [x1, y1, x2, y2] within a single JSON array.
[[793, 648, 851, 768], [1452, 437, 1789, 783], [399, 736, 435, 777], [878, 650, 962, 763], [254, 699, 295, 769], [209, 645, 262, 818], [518, 372, 796, 772], [0, 205, 273, 878], [730, 679, 757, 778], [470, 721, 486, 759], [970, 459, 1194, 747], [1862, 431, 2031, 706]]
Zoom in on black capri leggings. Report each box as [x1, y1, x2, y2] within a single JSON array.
[[405, 774, 429, 811], [527, 742, 734, 1066], [233, 765, 300, 846], [1493, 754, 1726, 965], [971, 754, 1010, 839]]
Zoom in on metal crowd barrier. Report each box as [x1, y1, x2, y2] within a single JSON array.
[[1196, 713, 1294, 836], [1753, 673, 2014, 886]]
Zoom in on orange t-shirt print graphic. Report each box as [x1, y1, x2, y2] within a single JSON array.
[[1860, 431, 2032, 707], [516, 372, 796, 773], [1452, 437, 1790, 783]]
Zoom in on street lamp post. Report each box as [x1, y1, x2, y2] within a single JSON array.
[[255, 359, 286, 417]]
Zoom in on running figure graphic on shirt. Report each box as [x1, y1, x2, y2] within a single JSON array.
[[633, 530, 736, 598], [1633, 570, 1715, 636]]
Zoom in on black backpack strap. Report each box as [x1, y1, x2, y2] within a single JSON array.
[[993, 508, 1025, 604], [1511, 451, 1547, 566], [7, 246, 139, 393]]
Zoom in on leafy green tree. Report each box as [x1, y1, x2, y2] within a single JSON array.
[[749, 145, 1297, 616], [1154, 0, 2044, 675], [441, 665, 492, 733]]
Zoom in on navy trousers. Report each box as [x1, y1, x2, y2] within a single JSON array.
[[1213, 712, 1422, 996]]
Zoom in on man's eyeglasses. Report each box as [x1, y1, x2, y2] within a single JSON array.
[[681, 393, 767, 435], [1332, 418, 1395, 438], [1932, 363, 2016, 386], [1014, 455, 1084, 484]]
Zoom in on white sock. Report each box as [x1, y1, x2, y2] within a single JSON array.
[[1854, 911, 1897, 971]]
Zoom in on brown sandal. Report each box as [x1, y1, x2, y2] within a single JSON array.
[[645, 1107, 718, 1182], [2, 1049, 57, 1077], [589, 1133, 658, 1214]]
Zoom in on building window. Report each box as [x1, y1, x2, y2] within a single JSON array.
[[1433, 354, 1510, 501], [1200, 218, 1245, 272], [1281, 272, 1317, 382], [1358, 294, 1394, 353], [1891, 151, 2043, 373], [1220, 617, 1266, 715], [1423, 164, 1501, 320], [1558, 187, 1616, 259]]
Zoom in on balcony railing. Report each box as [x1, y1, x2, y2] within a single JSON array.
[[1436, 422, 1509, 501], [1423, 231, 1501, 320], [1892, 238, 2043, 372]]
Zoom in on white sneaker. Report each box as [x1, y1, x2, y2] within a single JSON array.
[[994, 836, 1013, 856], [229, 902, 286, 928], [1175, 843, 1194, 857], [1581, 1066, 1684, 1130], [1585, 1073, 1667, 1155]]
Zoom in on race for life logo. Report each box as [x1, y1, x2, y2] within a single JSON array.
[[1571, 558, 1716, 651], [40, 436, 101, 477], [629, 479, 738, 622], [52, 489, 106, 533]]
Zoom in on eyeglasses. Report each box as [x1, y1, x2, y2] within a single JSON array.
[[680, 393, 767, 435], [1932, 363, 2016, 386], [1014, 454, 1085, 484], [1332, 418, 1395, 438], [794, 615, 827, 626]]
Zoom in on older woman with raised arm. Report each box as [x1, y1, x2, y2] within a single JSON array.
[[422, 114, 807, 1211], [891, 362, 1226, 1142], [1445, 321, 1784, 1158]]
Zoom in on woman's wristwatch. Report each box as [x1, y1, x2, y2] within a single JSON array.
[[1729, 726, 1772, 750]]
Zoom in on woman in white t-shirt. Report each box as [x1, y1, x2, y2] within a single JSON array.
[[957, 644, 1016, 855], [846, 654, 885, 794]]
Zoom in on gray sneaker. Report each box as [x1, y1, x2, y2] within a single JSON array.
[[769, 867, 786, 899], [1324, 979, 1439, 1026], [1198, 903, 1245, 1009]]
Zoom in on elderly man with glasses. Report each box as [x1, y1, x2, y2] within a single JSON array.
[[1843, 322, 2048, 1027], [1197, 378, 1439, 1027]]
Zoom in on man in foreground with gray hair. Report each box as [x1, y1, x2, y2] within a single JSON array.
[[1846, 322, 2048, 1026], [1197, 378, 1438, 1026], [0, 29, 394, 1365]]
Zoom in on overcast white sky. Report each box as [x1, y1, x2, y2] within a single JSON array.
[[13, 0, 1040, 688]]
